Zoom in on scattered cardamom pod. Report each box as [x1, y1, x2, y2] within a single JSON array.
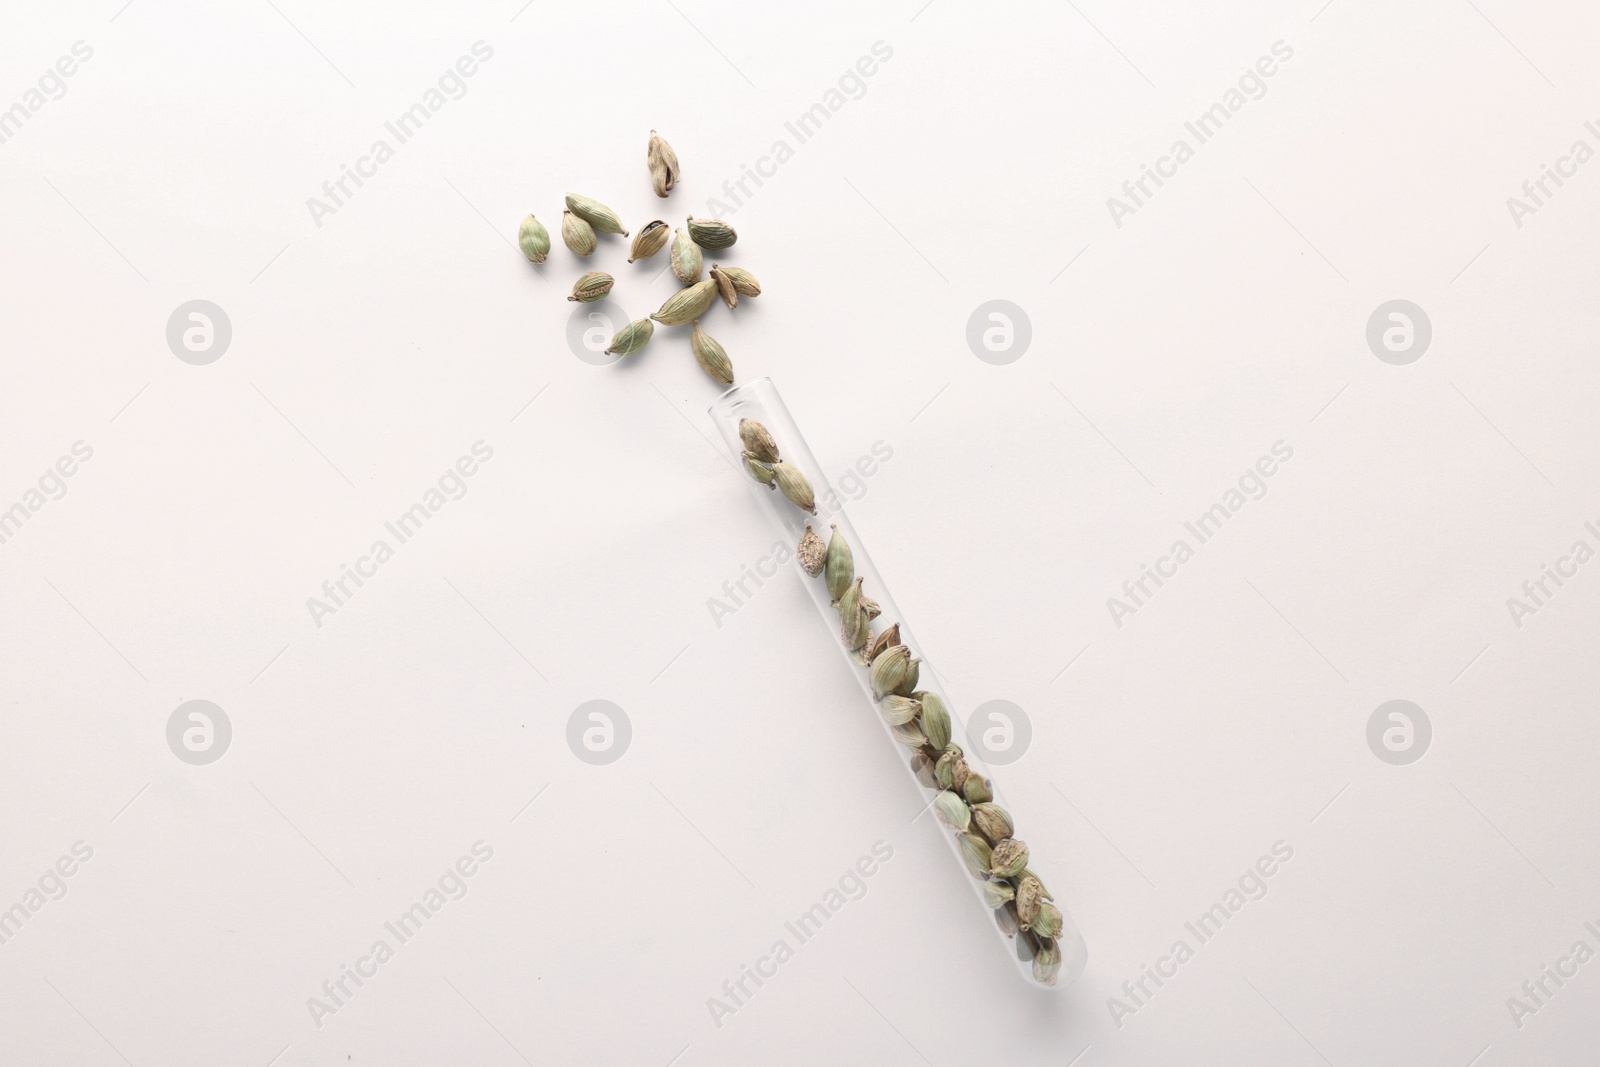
[[742, 452, 776, 488], [772, 461, 815, 514], [919, 690, 952, 750], [959, 833, 993, 879], [983, 880, 1016, 910], [838, 577, 864, 648], [891, 719, 928, 747], [739, 419, 780, 463], [824, 525, 854, 601], [517, 214, 550, 262], [647, 130, 679, 197], [879, 694, 921, 726], [962, 774, 993, 805], [651, 279, 717, 325], [686, 215, 737, 249], [869, 644, 913, 700], [934, 791, 972, 832], [990, 838, 1029, 879], [562, 210, 596, 257], [972, 802, 1013, 844], [568, 271, 614, 302], [605, 317, 654, 356], [628, 220, 670, 262], [797, 525, 826, 576], [1031, 901, 1064, 940], [565, 193, 628, 236], [865, 623, 900, 664], [690, 320, 733, 385], [1033, 938, 1063, 985], [1014, 874, 1045, 929], [716, 264, 761, 299], [671, 228, 702, 283], [710, 264, 738, 309]]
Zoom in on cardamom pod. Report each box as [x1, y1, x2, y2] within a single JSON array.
[[859, 592, 881, 621], [865, 623, 900, 664], [565, 193, 627, 236], [628, 220, 670, 262], [562, 210, 596, 257], [959, 833, 993, 878], [651, 279, 717, 325], [851, 612, 873, 652], [797, 525, 826, 576], [971, 802, 1013, 844], [983, 880, 1016, 910], [671, 228, 702, 283], [910, 750, 938, 788], [686, 215, 737, 249], [710, 264, 738, 309], [604, 317, 653, 356], [690, 320, 733, 385], [739, 418, 780, 463], [517, 214, 549, 262], [990, 838, 1029, 879], [824, 525, 854, 601], [1033, 938, 1062, 985], [962, 774, 993, 805], [935, 746, 966, 791], [838, 577, 864, 648], [1032, 901, 1064, 940], [772, 461, 815, 514], [743, 452, 776, 488], [919, 690, 952, 750], [1021, 869, 1053, 900], [879, 694, 921, 726], [869, 644, 913, 700], [567, 272, 614, 302], [934, 791, 972, 832], [895, 656, 920, 697], [996, 900, 1021, 936], [716, 264, 760, 297], [1014, 874, 1045, 928], [891, 719, 928, 747], [647, 129, 679, 197]]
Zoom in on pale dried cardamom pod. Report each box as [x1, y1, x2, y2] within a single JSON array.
[[717, 264, 761, 297], [869, 644, 913, 700], [671, 228, 702, 283], [565, 193, 627, 236], [934, 746, 965, 791], [879, 694, 921, 726], [772, 461, 815, 514], [1032, 901, 1064, 940], [983, 880, 1016, 910], [739, 418, 780, 463], [742, 452, 776, 488], [859, 592, 881, 621], [797, 525, 826, 576], [838, 577, 864, 648], [690, 320, 733, 385], [995, 900, 1021, 936], [517, 214, 549, 262], [824, 525, 854, 601], [910, 750, 938, 788], [605, 318, 653, 356], [990, 838, 1029, 879], [562, 210, 596, 257], [971, 802, 1013, 844], [628, 220, 670, 262], [934, 791, 972, 832], [891, 719, 928, 747], [1014, 873, 1045, 929], [710, 265, 738, 310], [1033, 938, 1063, 985], [1020, 868, 1052, 900], [959, 833, 993, 878], [962, 774, 993, 805], [651, 279, 718, 325], [568, 272, 614, 303], [918, 690, 952, 750], [647, 129, 679, 197], [865, 623, 900, 664], [686, 215, 736, 249]]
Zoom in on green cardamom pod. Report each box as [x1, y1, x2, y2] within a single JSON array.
[[869, 644, 912, 700], [720, 265, 760, 296], [1014, 874, 1045, 929], [1033, 938, 1062, 985], [647, 130, 679, 198], [689, 320, 733, 385], [742, 452, 775, 488], [963, 774, 993, 805], [738, 419, 780, 463], [919, 690, 952, 750], [895, 656, 920, 698], [959, 833, 993, 878], [838, 577, 864, 648], [1032, 901, 1064, 940], [517, 214, 549, 262], [989, 838, 1029, 879], [983, 880, 1016, 910], [824, 525, 854, 601], [972, 802, 1013, 844], [604, 317, 653, 356], [628, 220, 670, 262], [935, 746, 967, 791], [1021, 868, 1053, 900], [562, 210, 596, 257], [671, 228, 702, 283], [891, 719, 928, 747], [797, 525, 826, 576], [565, 193, 628, 236], [879, 694, 921, 726], [567, 272, 614, 302], [934, 791, 972, 832], [865, 622, 899, 665], [651, 279, 717, 325], [710, 265, 738, 309], [772, 461, 815, 514], [686, 215, 737, 249]]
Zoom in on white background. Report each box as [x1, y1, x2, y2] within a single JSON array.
[[2, 0, 1598, 1063]]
